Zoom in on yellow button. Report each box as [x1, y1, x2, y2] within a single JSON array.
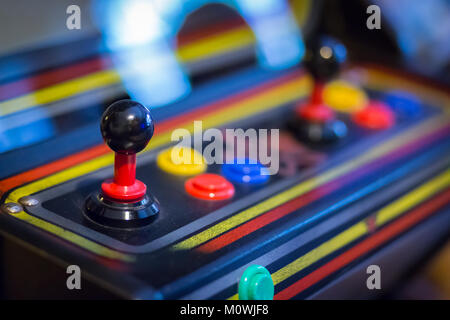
[[324, 80, 368, 113], [157, 146, 207, 176]]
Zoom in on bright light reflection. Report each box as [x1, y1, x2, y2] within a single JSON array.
[[93, 0, 305, 106]]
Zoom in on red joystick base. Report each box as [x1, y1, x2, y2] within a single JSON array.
[[101, 179, 146, 201], [295, 82, 335, 123], [85, 152, 159, 228], [101, 153, 147, 202], [296, 103, 335, 123]]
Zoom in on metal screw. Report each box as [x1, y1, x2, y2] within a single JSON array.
[[1, 202, 23, 214], [19, 196, 39, 207]]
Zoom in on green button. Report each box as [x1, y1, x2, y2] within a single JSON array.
[[238, 265, 274, 300]]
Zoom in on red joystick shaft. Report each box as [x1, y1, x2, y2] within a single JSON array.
[[101, 153, 147, 201], [296, 81, 335, 123], [114, 153, 136, 186], [310, 82, 325, 105]]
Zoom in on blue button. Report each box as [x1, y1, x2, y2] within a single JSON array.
[[383, 90, 422, 118], [222, 158, 270, 184]]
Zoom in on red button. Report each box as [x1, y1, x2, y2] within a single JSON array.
[[185, 173, 235, 200], [352, 101, 395, 130]]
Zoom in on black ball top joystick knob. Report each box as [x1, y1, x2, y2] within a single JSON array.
[[100, 100, 154, 155], [303, 36, 347, 82]]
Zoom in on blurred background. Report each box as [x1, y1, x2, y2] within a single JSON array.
[[1, 0, 448, 80]]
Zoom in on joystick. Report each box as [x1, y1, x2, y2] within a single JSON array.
[[84, 100, 160, 228], [290, 36, 348, 143]]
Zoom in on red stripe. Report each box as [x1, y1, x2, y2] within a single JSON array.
[[0, 144, 109, 197], [176, 18, 246, 46], [0, 57, 111, 101], [360, 63, 450, 97], [0, 18, 246, 101], [197, 182, 337, 253], [274, 188, 450, 300], [154, 70, 302, 134], [195, 126, 450, 253]]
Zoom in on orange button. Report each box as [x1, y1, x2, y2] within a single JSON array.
[[185, 173, 235, 200], [352, 101, 395, 130]]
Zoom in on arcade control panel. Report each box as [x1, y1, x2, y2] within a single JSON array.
[[0, 0, 449, 300]]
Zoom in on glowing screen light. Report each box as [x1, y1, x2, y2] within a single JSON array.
[[93, 0, 305, 107], [92, 0, 190, 107], [235, 0, 305, 69]]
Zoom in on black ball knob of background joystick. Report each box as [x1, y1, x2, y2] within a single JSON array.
[[288, 36, 349, 144], [302, 36, 347, 82], [100, 100, 154, 155]]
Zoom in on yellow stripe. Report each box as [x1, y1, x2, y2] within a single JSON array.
[[229, 169, 450, 299], [173, 116, 449, 250], [13, 210, 133, 262], [0, 26, 256, 118], [179, 76, 311, 131], [4, 76, 309, 260], [292, 0, 312, 27], [1, 18, 448, 120], [0, 70, 121, 116], [4, 153, 134, 261], [0, 9, 320, 118], [376, 169, 450, 226], [229, 223, 367, 300], [272, 222, 368, 284], [363, 68, 450, 109], [176, 27, 255, 62]]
